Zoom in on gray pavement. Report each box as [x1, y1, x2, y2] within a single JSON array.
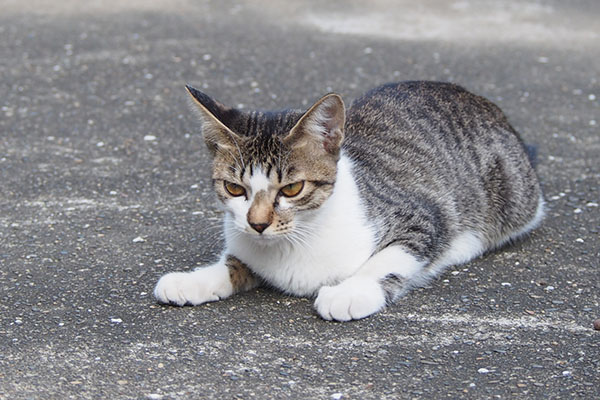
[[1, 0, 599, 398]]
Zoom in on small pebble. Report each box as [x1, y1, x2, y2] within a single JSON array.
[[593, 319, 600, 331], [477, 368, 490, 374], [132, 236, 145, 243]]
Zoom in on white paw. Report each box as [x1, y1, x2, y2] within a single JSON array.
[[153, 264, 233, 306], [314, 277, 386, 321]]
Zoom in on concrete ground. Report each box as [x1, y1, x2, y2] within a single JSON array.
[[1, 0, 598, 398]]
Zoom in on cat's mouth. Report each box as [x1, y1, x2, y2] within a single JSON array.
[[244, 229, 284, 244], [244, 226, 304, 248]]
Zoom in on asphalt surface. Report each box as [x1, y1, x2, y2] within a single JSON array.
[[1, 1, 599, 399]]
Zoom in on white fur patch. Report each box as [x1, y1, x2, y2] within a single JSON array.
[[357, 245, 425, 278], [278, 197, 293, 210], [438, 231, 486, 268], [413, 230, 486, 284], [248, 168, 270, 195], [153, 262, 233, 306], [225, 197, 251, 231], [315, 276, 386, 321]]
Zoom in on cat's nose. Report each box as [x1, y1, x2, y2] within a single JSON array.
[[249, 222, 270, 234]]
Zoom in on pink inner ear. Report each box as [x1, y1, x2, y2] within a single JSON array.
[[314, 99, 343, 152], [321, 110, 337, 135], [322, 129, 341, 153], [284, 94, 345, 153]]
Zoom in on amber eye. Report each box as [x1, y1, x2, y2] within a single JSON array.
[[224, 181, 246, 197], [280, 181, 304, 198]]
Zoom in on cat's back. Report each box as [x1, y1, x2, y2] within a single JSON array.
[[343, 80, 532, 178], [344, 81, 513, 146], [342, 81, 542, 252]]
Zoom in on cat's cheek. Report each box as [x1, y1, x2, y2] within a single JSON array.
[[226, 197, 251, 230], [278, 197, 293, 211], [314, 277, 386, 321]]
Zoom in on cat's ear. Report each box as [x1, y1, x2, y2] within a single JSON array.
[[284, 93, 345, 155], [185, 85, 243, 156]]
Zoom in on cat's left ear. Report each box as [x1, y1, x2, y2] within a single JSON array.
[[185, 85, 243, 156], [284, 93, 346, 155]]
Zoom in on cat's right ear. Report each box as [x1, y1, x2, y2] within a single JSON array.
[[283, 93, 346, 156], [185, 85, 242, 156]]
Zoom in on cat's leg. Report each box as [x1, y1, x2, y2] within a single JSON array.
[[154, 255, 259, 306], [498, 195, 546, 247], [314, 245, 427, 321]]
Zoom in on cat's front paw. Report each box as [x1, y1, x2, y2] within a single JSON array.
[[153, 265, 233, 306], [314, 277, 386, 321]]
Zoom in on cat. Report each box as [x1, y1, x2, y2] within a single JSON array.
[[153, 81, 545, 321]]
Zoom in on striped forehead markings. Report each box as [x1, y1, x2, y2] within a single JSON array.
[[248, 167, 271, 194]]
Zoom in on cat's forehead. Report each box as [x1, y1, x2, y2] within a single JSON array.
[[247, 166, 273, 191], [233, 110, 301, 138], [240, 162, 291, 186], [213, 108, 336, 184]]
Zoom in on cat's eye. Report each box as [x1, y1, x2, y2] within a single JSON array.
[[224, 181, 246, 197], [280, 181, 304, 198]]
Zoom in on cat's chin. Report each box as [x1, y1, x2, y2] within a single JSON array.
[[244, 232, 286, 246]]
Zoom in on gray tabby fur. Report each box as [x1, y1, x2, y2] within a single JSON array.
[[345, 81, 542, 261]]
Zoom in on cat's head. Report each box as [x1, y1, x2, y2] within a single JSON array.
[[186, 85, 346, 243]]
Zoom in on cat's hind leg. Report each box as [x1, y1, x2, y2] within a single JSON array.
[[495, 195, 546, 249], [154, 255, 259, 306], [314, 246, 427, 321]]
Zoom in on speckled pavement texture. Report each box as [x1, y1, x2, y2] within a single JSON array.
[[1, 1, 598, 398]]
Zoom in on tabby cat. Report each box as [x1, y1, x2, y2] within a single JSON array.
[[154, 81, 544, 321]]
